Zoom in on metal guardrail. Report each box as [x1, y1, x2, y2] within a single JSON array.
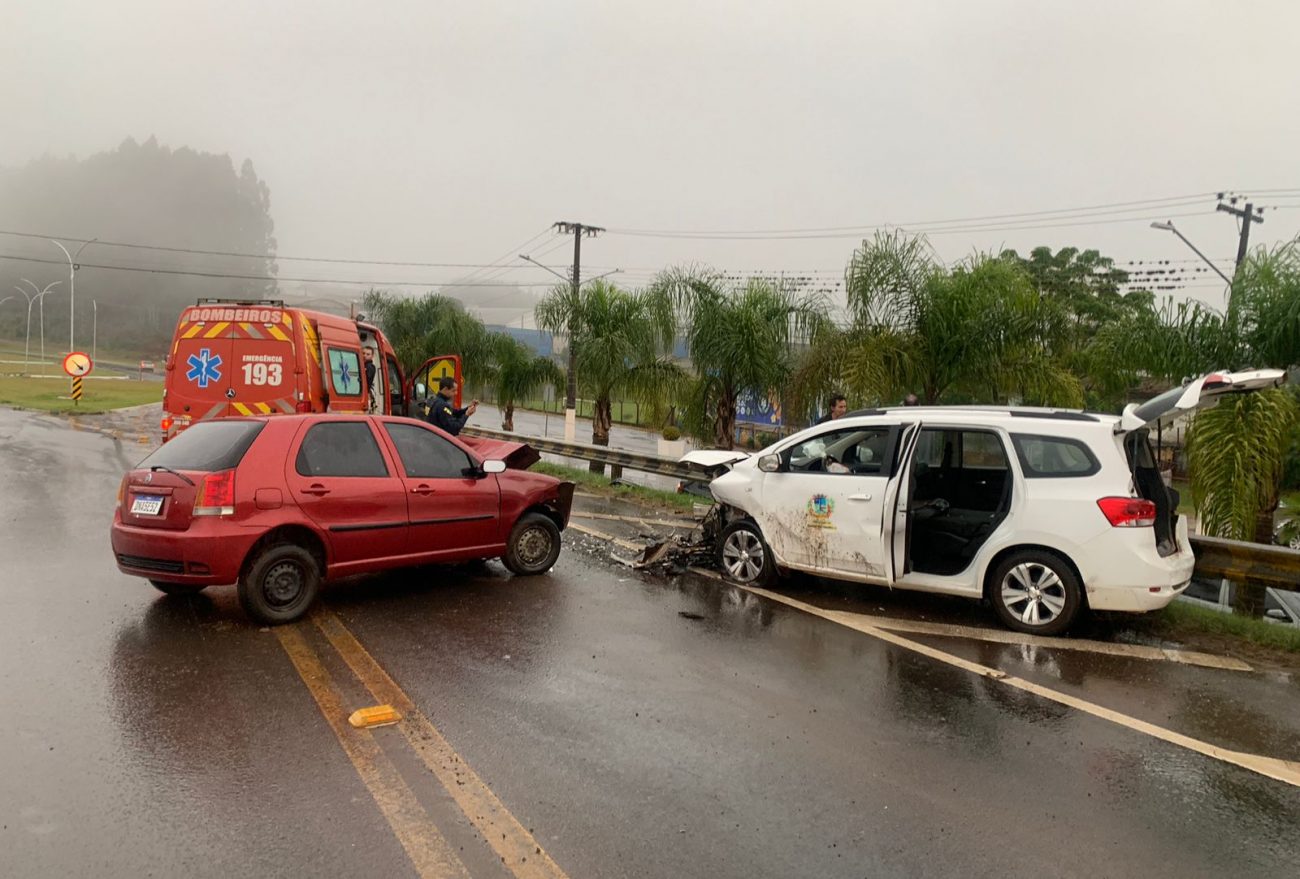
[[1188, 535, 1300, 590], [461, 425, 709, 481], [466, 426, 1300, 586]]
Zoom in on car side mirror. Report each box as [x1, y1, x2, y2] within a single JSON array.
[[758, 454, 781, 473], [482, 459, 507, 474]]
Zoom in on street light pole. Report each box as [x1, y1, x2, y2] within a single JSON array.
[[1149, 221, 1234, 304], [16, 282, 60, 375], [92, 300, 98, 361], [50, 238, 97, 354]]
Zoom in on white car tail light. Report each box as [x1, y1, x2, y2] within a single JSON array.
[[1097, 497, 1157, 527]]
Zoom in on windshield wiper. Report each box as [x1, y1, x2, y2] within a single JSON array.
[[149, 465, 195, 486]]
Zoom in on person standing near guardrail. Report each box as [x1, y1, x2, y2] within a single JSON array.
[[429, 376, 479, 436]]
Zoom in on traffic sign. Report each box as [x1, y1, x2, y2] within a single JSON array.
[[71, 376, 83, 402], [429, 358, 456, 379], [63, 352, 93, 377]]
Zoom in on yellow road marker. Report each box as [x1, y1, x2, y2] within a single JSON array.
[[275, 625, 471, 879], [312, 609, 571, 879], [350, 704, 402, 729], [738, 585, 1300, 789]]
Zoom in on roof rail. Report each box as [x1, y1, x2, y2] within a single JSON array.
[[843, 405, 1101, 423], [194, 297, 286, 307]]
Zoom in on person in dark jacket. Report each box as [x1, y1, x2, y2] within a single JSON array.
[[817, 394, 848, 425], [428, 376, 478, 436], [363, 348, 378, 413]]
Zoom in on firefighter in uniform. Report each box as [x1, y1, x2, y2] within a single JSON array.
[[428, 376, 478, 436]]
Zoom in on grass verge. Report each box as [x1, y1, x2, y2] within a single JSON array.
[[1136, 600, 1300, 655], [0, 375, 162, 413], [533, 461, 699, 513]]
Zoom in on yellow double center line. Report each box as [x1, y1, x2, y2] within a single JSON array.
[[276, 609, 570, 879]]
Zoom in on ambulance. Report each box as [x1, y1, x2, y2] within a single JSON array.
[[161, 298, 460, 440]]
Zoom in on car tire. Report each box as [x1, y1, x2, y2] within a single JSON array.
[[238, 543, 321, 625], [718, 520, 777, 587], [989, 550, 1082, 636], [503, 513, 562, 575], [149, 580, 206, 596]]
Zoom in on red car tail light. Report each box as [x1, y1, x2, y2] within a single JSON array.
[[194, 470, 236, 517], [1097, 497, 1157, 527], [161, 416, 174, 432]]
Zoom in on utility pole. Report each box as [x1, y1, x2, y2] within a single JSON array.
[[552, 220, 603, 441], [1216, 196, 1265, 275]]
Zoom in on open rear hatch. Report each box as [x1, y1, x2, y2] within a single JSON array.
[[1118, 369, 1287, 557], [1118, 369, 1286, 433]]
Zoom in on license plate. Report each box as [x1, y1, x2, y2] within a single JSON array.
[[131, 495, 165, 516]]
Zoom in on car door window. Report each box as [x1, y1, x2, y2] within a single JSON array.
[[786, 427, 893, 474], [385, 422, 473, 478], [295, 422, 389, 477], [326, 347, 363, 397]]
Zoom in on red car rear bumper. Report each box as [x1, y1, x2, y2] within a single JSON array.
[[111, 512, 258, 585]]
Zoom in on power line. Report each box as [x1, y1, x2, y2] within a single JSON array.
[[0, 227, 538, 270], [455, 227, 555, 284], [0, 253, 568, 288], [605, 192, 1221, 238]]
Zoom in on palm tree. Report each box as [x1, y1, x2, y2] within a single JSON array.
[[490, 333, 563, 432], [568, 282, 681, 464], [534, 282, 582, 412], [1186, 389, 1299, 543], [800, 231, 1081, 413], [654, 269, 827, 449], [362, 289, 498, 391]]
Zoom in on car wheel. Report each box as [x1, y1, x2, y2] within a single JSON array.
[[718, 520, 776, 587], [149, 580, 206, 596], [990, 550, 1081, 636], [238, 543, 321, 625], [503, 513, 562, 575]]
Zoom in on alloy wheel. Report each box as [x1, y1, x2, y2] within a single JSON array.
[[1000, 562, 1067, 627], [722, 530, 766, 583]]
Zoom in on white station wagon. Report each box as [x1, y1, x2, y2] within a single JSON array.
[[684, 370, 1286, 635]]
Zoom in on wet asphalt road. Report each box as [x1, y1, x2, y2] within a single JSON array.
[[2, 407, 1299, 878]]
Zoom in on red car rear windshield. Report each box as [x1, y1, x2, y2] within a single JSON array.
[[143, 421, 266, 472]]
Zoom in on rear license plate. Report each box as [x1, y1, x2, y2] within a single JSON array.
[[131, 495, 165, 516]]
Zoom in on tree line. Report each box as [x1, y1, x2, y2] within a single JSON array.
[[0, 137, 276, 351]]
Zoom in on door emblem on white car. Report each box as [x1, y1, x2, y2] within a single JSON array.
[[807, 494, 836, 529]]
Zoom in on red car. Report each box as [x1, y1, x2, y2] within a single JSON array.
[[111, 414, 574, 624]]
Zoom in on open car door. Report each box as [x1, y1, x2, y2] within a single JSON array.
[[405, 354, 463, 419], [1118, 369, 1286, 433], [884, 422, 922, 582]]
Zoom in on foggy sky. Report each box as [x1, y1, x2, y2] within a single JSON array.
[[4, 0, 1299, 322]]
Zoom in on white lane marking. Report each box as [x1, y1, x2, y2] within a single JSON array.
[[737, 584, 1300, 789], [569, 520, 645, 552], [685, 568, 1249, 671]]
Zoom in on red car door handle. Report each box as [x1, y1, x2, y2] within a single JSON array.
[[302, 484, 330, 496], [411, 484, 435, 495]]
